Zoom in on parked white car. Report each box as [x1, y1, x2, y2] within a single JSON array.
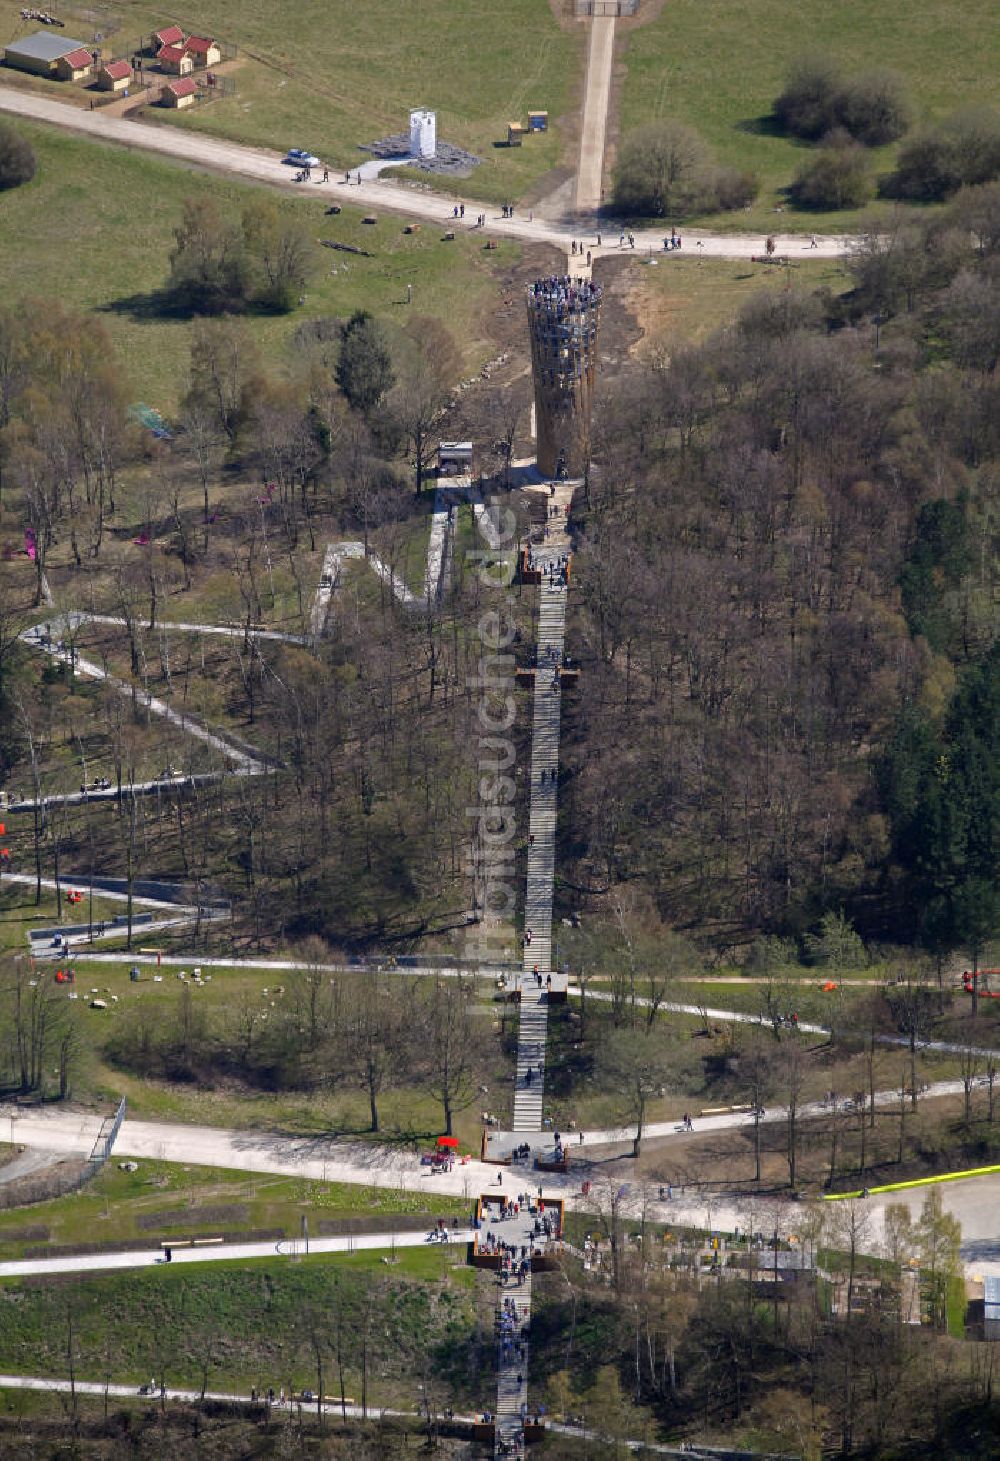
[[284, 148, 321, 168]]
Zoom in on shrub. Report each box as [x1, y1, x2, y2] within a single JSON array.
[[803, 911, 868, 970], [612, 120, 758, 217], [883, 129, 961, 201], [948, 181, 1000, 255], [883, 108, 1000, 201], [0, 122, 36, 190], [790, 132, 873, 209], [745, 935, 798, 975], [712, 166, 759, 212], [837, 69, 913, 146], [775, 55, 913, 148], [168, 197, 250, 314], [946, 106, 1000, 186], [774, 53, 841, 141], [167, 197, 312, 314]]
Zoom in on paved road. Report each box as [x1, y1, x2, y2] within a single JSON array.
[[317, 540, 420, 606], [41, 949, 506, 977], [0, 871, 200, 914], [0, 1371, 698, 1454], [46, 609, 307, 645], [0, 1372, 418, 1421], [574, 985, 1000, 1059], [0, 1226, 474, 1279], [310, 543, 340, 636], [0, 86, 853, 262], [309, 482, 478, 627], [4, 772, 225, 815], [4, 1107, 999, 1269], [569, 1079, 968, 1150], [33, 913, 215, 950]]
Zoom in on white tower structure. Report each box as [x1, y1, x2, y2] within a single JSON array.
[[409, 108, 437, 159]]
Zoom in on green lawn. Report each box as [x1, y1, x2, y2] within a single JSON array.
[[626, 254, 848, 351], [0, 1159, 472, 1258], [16, 957, 506, 1148], [0, 0, 582, 203], [0, 1246, 484, 1406], [618, 0, 1000, 231], [0, 121, 520, 409], [0, 885, 125, 955]]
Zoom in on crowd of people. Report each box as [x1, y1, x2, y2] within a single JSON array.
[[497, 1293, 528, 1352], [528, 276, 602, 313], [522, 546, 570, 586]]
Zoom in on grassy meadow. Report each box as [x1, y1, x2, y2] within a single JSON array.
[[0, 1245, 484, 1404], [0, 0, 583, 203], [618, 0, 1000, 230], [619, 253, 849, 354], [0, 120, 520, 410], [8, 953, 513, 1148]]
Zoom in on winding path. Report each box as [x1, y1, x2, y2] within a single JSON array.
[[309, 480, 484, 635], [19, 623, 268, 776]]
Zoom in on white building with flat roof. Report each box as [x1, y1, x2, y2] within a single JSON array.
[[409, 108, 436, 159]]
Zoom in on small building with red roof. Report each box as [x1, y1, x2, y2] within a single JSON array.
[[160, 76, 198, 108], [150, 25, 184, 51], [96, 59, 133, 92], [157, 43, 193, 76], [183, 35, 221, 67], [54, 46, 94, 81]]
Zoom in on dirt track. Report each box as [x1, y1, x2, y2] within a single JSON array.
[[575, 14, 616, 211], [0, 85, 853, 263]]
